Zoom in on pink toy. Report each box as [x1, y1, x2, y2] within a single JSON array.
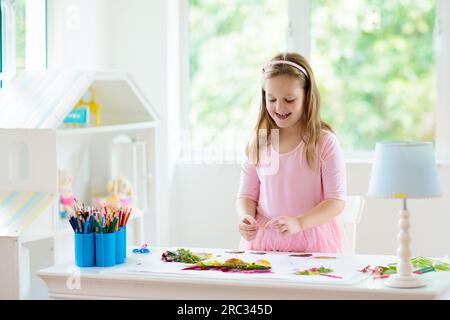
[[58, 169, 76, 218]]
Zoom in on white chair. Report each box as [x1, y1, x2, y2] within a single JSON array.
[[339, 195, 365, 254]]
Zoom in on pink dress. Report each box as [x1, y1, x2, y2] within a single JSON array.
[[237, 131, 347, 253]]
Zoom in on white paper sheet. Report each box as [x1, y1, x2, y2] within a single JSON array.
[[101, 248, 380, 285]]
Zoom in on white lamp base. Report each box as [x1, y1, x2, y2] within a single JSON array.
[[384, 274, 427, 288], [383, 205, 427, 289]]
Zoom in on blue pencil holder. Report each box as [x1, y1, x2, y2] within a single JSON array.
[[74, 233, 95, 267], [95, 233, 116, 267], [115, 227, 127, 264]]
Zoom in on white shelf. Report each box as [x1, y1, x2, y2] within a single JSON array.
[[56, 121, 156, 136], [21, 232, 55, 244]]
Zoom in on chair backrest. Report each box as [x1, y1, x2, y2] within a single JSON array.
[[340, 195, 365, 254]]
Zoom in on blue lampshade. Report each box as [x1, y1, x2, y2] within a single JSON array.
[[368, 141, 441, 199]]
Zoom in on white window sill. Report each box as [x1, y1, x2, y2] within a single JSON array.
[[176, 150, 450, 167]]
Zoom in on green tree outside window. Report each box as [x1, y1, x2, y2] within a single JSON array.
[[189, 0, 436, 153], [311, 0, 435, 151], [189, 0, 289, 153]]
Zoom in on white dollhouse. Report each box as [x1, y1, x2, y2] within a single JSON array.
[[0, 69, 160, 299]]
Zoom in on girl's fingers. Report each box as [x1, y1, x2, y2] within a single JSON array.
[[242, 215, 258, 226], [265, 218, 279, 228], [279, 226, 288, 234], [266, 217, 288, 227], [273, 220, 285, 229], [242, 215, 295, 237], [270, 221, 288, 234], [239, 223, 258, 231]]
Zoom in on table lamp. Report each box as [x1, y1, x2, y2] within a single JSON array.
[[367, 141, 441, 288]]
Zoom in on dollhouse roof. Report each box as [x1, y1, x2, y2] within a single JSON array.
[[0, 70, 160, 238], [0, 69, 160, 129]]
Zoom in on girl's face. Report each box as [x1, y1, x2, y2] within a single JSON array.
[[264, 75, 305, 131]]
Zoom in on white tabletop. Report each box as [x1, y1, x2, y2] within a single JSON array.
[[36, 247, 450, 300]]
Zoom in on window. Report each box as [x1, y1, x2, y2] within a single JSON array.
[[311, 0, 436, 152], [186, 0, 289, 162], [183, 0, 446, 161], [0, 0, 16, 83], [23, 0, 47, 70], [0, 0, 47, 88], [1, 0, 4, 88], [14, 0, 25, 69]]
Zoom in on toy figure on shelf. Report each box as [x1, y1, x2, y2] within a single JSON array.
[[63, 87, 101, 128], [58, 169, 76, 219], [93, 177, 132, 210]]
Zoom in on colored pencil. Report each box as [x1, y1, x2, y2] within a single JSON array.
[[414, 266, 435, 274], [319, 273, 343, 279]]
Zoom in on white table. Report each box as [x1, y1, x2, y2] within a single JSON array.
[[36, 247, 450, 300]]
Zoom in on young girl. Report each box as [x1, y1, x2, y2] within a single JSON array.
[[236, 52, 347, 253]]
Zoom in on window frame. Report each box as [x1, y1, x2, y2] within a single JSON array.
[[0, 0, 47, 89], [180, 0, 450, 162], [1, 0, 5, 87], [0, 0, 15, 85], [435, 0, 450, 161], [24, 0, 48, 70]]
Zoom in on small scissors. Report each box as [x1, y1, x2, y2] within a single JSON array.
[[132, 243, 150, 254]]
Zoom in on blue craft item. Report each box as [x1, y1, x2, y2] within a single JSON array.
[[95, 232, 116, 267], [132, 243, 150, 254], [74, 233, 95, 267]]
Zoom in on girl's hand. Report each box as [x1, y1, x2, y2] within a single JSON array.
[[238, 214, 259, 241], [265, 216, 303, 235]]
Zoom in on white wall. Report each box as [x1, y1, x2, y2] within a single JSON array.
[[47, 0, 167, 110], [48, 0, 113, 69], [47, 0, 171, 245], [108, 0, 170, 244], [171, 162, 450, 257]]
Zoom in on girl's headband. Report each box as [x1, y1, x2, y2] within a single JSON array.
[[262, 60, 309, 79]]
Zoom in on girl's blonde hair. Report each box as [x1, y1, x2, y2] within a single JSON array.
[[245, 52, 333, 170]]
